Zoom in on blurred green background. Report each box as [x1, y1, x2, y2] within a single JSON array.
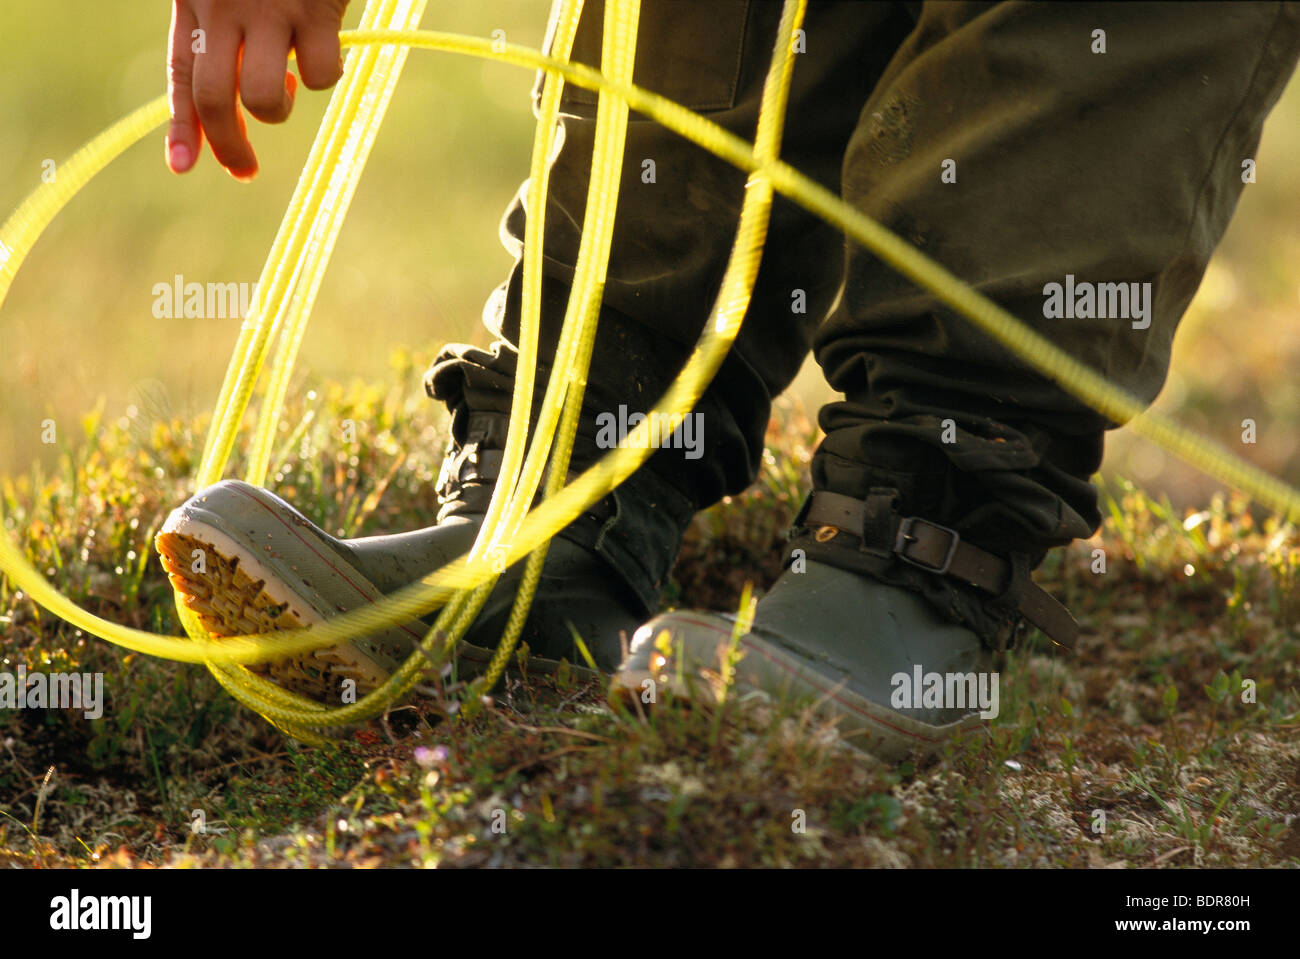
[[1, 1, 1298, 508]]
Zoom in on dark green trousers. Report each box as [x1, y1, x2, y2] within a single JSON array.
[[429, 1, 1300, 636]]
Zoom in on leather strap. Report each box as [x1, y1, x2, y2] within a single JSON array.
[[804, 490, 1078, 649]]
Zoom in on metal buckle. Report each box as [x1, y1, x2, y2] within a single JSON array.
[[893, 517, 960, 576]]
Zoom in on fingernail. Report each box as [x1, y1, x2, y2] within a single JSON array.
[[229, 166, 258, 183], [286, 71, 298, 97], [168, 141, 192, 171]]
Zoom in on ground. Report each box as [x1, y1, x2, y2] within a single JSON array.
[[2, 363, 1297, 869]]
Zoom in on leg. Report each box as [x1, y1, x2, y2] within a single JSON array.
[[156, 1, 908, 701], [427, 0, 910, 633], [809, 0, 1300, 645], [617, 0, 1300, 759]]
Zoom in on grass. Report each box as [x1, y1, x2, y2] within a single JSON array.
[[2, 366, 1297, 868], [2, 0, 1299, 870]]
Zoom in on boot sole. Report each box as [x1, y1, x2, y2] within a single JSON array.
[[156, 481, 606, 707], [156, 527, 400, 703], [156, 479, 440, 704]]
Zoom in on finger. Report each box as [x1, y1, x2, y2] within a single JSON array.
[[191, 22, 258, 179], [292, 16, 344, 91], [240, 20, 296, 124], [166, 1, 203, 173]]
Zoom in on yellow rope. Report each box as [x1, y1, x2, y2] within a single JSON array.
[[466, 0, 644, 706], [1, 1, 1297, 739]]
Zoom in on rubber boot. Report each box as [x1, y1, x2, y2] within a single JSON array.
[[610, 489, 1075, 763], [155, 414, 653, 704], [611, 559, 992, 763]]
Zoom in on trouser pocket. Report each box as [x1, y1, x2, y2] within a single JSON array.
[[536, 0, 752, 116]]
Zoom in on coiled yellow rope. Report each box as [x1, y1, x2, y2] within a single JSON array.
[[0, 0, 1296, 739]]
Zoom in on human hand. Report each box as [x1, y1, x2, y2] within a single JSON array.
[[166, 0, 350, 180]]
